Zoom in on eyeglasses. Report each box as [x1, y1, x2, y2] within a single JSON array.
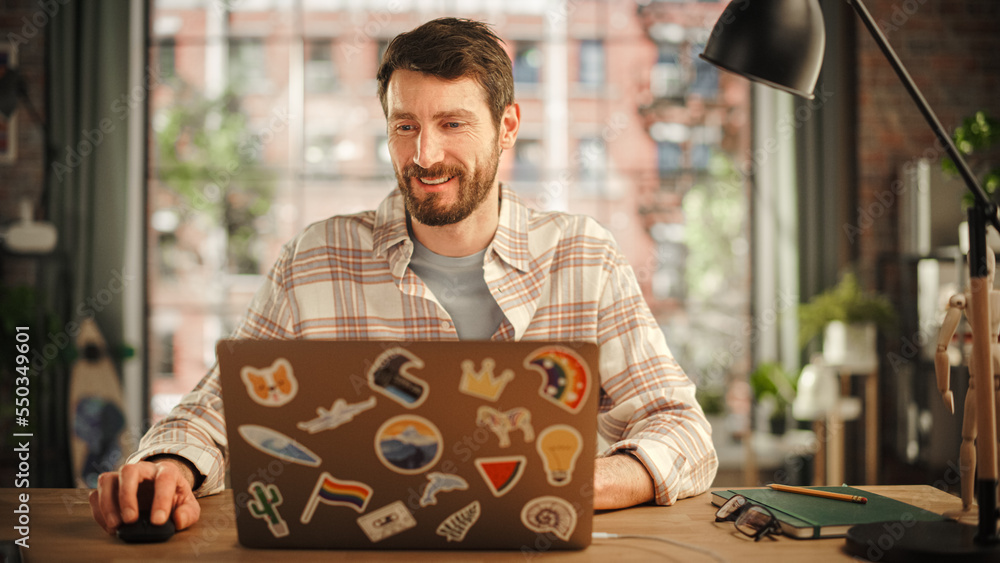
[[714, 495, 782, 541]]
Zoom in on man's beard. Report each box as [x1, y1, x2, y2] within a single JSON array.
[[396, 143, 500, 227]]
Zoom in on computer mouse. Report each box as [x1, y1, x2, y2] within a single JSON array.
[[116, 510, 176, 543]]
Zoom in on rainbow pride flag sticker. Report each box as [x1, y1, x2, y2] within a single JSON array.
[[300, 472, 373, 523]]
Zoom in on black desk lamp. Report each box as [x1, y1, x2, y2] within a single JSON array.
[[699, 0, 1000, 560]]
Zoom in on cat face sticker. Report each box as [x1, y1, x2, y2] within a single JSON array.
[[241, 358, 298, 407]]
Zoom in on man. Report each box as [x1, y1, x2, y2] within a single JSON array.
[[90, 17, 717, 535]]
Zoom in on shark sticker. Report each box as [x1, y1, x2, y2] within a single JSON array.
[[297, 396, 377, 434], [367, 348, 428, 408], [420, 472, 469, 507]]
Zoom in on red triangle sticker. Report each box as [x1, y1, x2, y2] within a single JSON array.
[[474, 456, 526, 497]]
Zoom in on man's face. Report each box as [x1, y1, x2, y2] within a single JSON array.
[[385, 69, 512, 227]]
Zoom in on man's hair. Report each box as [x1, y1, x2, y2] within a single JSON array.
[[376, 18, 514, 127]]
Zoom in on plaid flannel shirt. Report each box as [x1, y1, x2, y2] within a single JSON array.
[[128, 185, 718, 505]]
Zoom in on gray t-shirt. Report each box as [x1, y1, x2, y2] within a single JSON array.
[[408, 236, 505, 339]]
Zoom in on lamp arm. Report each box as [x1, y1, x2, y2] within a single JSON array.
[[848, 0, 998, 229]]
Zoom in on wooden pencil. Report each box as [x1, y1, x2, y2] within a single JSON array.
[[768, 483, 868, 504]]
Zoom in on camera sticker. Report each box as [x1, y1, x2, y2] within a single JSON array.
[[367, 348, 428, 408]]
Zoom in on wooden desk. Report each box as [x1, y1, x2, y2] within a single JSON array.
[[0, 486, 963, 562]]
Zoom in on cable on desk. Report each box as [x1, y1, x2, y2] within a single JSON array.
[[592, 532, 729, 563]]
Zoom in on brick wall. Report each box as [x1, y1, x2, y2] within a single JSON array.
[[856, 0, 1000, 281], [1, 0, 49, 288]]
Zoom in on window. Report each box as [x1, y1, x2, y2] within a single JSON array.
[[690, 44, 719, 99], [228, 37, 268, 93], [514, 139, 544, 183], [514, 42, 542, 84], [305, 39, 337, 93], [578, 39, 604, 87]]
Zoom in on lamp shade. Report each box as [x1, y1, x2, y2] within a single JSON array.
[[700, 0, 826, 99]]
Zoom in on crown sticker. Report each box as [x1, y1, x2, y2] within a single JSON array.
[[459, 358, 514, 402]]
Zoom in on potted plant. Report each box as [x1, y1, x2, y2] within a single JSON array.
[[749, 362, 798, 435], [798, 273, 896, 371]]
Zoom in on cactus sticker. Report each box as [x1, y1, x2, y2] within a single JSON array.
[[247, 481, 289, 538]]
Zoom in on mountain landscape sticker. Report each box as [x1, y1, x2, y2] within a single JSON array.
[[524, 346, 590, 413], [374, 415, 443, 475], [238, 424, 321, 467], [474, 455, 527, 497]]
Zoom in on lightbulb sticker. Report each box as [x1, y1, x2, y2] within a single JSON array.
[[535, 424, 582, 486]]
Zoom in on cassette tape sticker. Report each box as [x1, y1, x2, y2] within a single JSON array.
[[357, 501, 417, 543], [521, 496, 577, 541]]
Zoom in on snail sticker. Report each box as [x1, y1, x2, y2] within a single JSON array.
[[367, 348, 429, 408], [524, 346, 590, 413], [521, 496, 577, 541], [241, 358, 298, 407], [374, 415, 443, 475]]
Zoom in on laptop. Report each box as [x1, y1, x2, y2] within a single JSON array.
[[216, 339, 598, 550]]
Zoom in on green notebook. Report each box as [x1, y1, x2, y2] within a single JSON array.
[[711, 486, 949, 539]]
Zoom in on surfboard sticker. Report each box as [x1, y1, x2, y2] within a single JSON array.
[[238, 424, 321, 467], [474, 456, 527, 497]]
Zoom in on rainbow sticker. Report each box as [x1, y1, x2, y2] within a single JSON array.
[[524, 346, 590, 413], [474, 456, 527, 497], [374, 415, 443, 475], [300, 472, 373, 523]]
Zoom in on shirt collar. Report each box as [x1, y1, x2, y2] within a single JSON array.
[[371, 184, 532, 273]]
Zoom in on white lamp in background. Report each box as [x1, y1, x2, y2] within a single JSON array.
[[1, 197, 58, 255]]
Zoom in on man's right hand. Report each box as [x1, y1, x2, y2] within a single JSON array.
[[89, 457, 202, 535]]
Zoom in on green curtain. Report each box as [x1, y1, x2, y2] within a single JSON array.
[[36, 0, 142, 487]]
